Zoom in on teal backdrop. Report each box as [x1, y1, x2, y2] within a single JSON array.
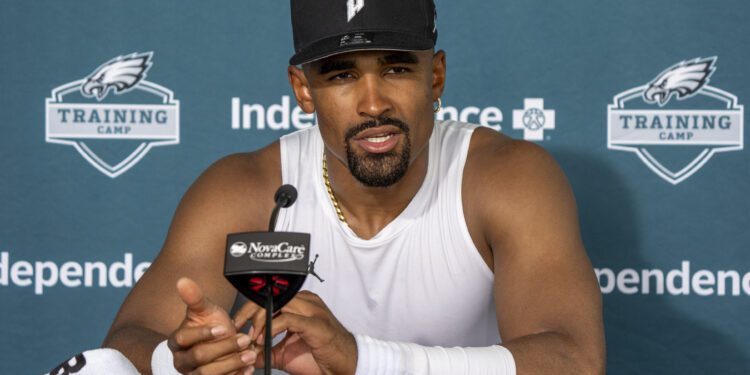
[[1, 1, 748, 374]]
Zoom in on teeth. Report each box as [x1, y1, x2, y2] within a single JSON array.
[[365, 134, 392, 143]]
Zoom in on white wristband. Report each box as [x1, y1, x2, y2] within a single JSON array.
[[354, 334, 516, 375], [45, 348, 140, 375], [151, 340, 182, 375]]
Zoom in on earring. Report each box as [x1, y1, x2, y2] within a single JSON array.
[[433, 97, 442, 113]]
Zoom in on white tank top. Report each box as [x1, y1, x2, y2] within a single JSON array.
[[276, 120, 500, 347]]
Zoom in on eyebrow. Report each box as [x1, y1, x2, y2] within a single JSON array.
[[318, 59, 356, 75], [378, 52, 419, 65], [316, 51, 420, 75]]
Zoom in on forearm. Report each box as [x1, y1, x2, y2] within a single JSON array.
[[102, 324, 167, 375], [355, 334, 516, 375], [503, 331, 605, 375], [354, 331, 604, 375]]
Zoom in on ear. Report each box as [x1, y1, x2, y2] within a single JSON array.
[[431, 50, 446, 101], [288, 66, 315, 113]]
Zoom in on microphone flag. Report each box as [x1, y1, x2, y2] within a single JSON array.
[[224, 231, 310, 312]]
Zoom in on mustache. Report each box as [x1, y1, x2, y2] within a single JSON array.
[[344, 115, 411, 142]]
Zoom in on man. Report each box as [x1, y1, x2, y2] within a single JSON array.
[[103, 0, 605, 374]]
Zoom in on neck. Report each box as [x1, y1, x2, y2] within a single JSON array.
[[325, 143, 430, 239]]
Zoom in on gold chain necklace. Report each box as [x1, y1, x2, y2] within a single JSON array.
[[322, 152, 349, 225]]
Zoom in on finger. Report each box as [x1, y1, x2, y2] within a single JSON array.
[[266, 312, 334, 352], [168, 325, 228, 352], [176, 277, 212, 315], [294, 290, 325, 306], [268, 312, 320, 341], [251, 292, 325, 343], [252, 343, 264, 369], [175, 333, 252, 371], [289, 290, 328, 310], [233, 301, 263, 330], [186, 350, 257, 375], [252, 343, 270, 370], [279, 294, 325, 316], [253, 296, 319, 345], [249, 306, 268, 342]]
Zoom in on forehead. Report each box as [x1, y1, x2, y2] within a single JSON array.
[[305, 50, 431, 73]]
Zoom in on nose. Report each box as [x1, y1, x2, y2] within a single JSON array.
[[356, 73, 393, 118]]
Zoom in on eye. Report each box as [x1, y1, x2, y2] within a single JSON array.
[[328, 72, 355, 81], [385, 66, 411, 74]]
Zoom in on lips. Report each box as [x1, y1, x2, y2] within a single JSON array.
[[351, 125, 403, 154]]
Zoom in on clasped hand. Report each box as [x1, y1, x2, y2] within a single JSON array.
[[168, 278, 357, 375]]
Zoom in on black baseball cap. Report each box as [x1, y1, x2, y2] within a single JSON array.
[[289, 0, 438, 66]]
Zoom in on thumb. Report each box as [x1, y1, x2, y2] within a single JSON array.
[[176, 277, 213, 316]]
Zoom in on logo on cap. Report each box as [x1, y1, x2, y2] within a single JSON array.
[[347, 0, 365, 22]]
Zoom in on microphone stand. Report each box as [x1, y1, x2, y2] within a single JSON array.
[[263, 210, 277, 375], [225, 184, 296, 375], [264, 278, 273, 375]]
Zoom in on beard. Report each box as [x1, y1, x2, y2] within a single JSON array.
[[344, 116, 412, 187]]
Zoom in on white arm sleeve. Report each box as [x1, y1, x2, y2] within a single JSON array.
[[355, 334, 516, 375]]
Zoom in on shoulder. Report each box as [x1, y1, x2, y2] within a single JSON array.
[[464, 127, 569, 195], [462, 127, 577, 249], [197, 141, 280, 187], [175, 141, 282, 233]]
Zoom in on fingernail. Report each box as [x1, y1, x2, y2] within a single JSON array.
[[244, 367, 254, 375], [256, 333, 263, 344], [237, 335, 251, 348], [249, 326, 255, 339], [211, 326, 227, 337], [241, 351, 257, 364]]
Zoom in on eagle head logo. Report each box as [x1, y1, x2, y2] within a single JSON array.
[[80, 52, 153, 101], [642, 57, 716, 107]]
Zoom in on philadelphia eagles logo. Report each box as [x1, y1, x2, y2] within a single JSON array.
[[608, 56, 743, 185], [642, 57, 716, 107], [80, 52, 152, 101], [46, 51, 179, 178]]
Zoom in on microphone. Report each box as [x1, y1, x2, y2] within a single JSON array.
[[223, 184, 312, 375], [274, 184, 298, 208], [269, 184, 297, 231]]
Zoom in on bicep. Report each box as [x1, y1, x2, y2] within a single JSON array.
[[482, 144, 602, 343]]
